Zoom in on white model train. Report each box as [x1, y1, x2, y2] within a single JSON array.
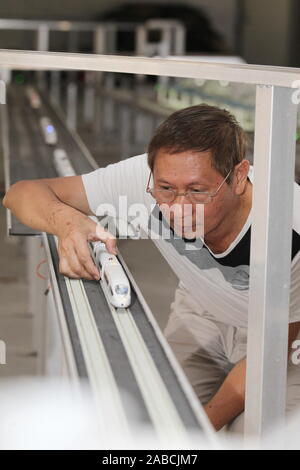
[[92, 241, 131, 308], [40, 117, 58, 145], [53, 148, 131, 308], [26, 86, 41, 109], [53, 149, 75, 176]]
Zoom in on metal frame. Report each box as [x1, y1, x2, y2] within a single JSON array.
[[0, 49, 299, 446], [0, 19, 139, 32], [0, 19, 143, 56], [0, 49, 299, 87], [0, 102, 12, 236], [245, 86, 297, 445]]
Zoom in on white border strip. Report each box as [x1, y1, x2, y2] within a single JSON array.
[[1, 102, 12, 236], [42, 233, 79, 382], [53, 237, 130, 440]]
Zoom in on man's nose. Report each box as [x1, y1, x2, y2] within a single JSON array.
[[171, 197, 194, 218], [173, 193, 189, 204]]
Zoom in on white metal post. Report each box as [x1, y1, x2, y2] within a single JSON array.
[[66, 81, 77, 131], [106, 24, 117, 55], [245, 85, 297, 446], [50, 70, 60, 105], [93, 26, 106, 87], [93, 26, 106, 54], [36, 24, 49, 89], [161, 28, 172, 57], [83, 72, 95, 124], [135, 25, 147, 56], [37, 24, 49, 52], [174, 24, 186, 55]]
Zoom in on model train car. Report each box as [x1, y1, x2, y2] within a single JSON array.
[[53, 149, 76, 176], [26, 86, 41, 109], [40, 117, 58, 145], [93, 241, 131, 308]]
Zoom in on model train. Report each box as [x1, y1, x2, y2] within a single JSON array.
[[92, 241, 131, 308], [53, 149, 75, 176], [26, 86, 41, 109], [40, 117, 58, 145]]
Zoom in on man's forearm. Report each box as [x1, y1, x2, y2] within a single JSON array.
[[204, 358, 246, 431], [3, 179, 90, 236], [204, 322, 300, 431]]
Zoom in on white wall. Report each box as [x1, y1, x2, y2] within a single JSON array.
[[243, 0, 293, 66], [187, 0, 237, 50], [0, 0, 122, 20]]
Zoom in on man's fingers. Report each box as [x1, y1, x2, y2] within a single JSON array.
[[59, 243, 98, 281], [75, 239, 100, 280], [57, 223, 117, 281], [59, 256, 98, 281], [105, 237, 118, 255], [94, 222, 117, 255]]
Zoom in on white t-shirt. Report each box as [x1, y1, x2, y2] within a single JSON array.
[[81, 153, 300, 328]]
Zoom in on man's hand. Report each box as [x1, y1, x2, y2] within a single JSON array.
[[57, 215, 117, 281], [2, 176, 118, 281]]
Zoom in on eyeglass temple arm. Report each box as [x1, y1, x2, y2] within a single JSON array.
[[146, 171, 152, 190]]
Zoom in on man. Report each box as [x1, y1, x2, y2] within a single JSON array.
[[3, 104, 300, 432]]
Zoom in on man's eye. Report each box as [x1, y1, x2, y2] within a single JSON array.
[[160, 186, 172, 190]]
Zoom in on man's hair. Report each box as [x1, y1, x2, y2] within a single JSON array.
[[147, 104, 248, 181]]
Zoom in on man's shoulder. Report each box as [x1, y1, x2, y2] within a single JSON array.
[[111, 152, 148, 171], [85, 152, 148, 176], [82, 152, 149, 191], [248, 165, 300, 235]]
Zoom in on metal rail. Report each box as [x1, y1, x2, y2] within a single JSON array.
[[0, 50, 299, 86], [0, 19, 138, 32]]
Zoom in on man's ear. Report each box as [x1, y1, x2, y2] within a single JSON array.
[[233, 160, 250, 195]]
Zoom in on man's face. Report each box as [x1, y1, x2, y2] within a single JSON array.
[[153, 149, 237, 239]]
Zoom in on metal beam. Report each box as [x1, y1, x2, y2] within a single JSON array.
[[245, 85, 297, 445], [0, 49, 299, 87], [0, 19, 138, 32]]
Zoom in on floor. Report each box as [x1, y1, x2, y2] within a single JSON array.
[[0, 204, 38, 377]]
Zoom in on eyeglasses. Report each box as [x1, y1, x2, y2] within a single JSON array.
[[146, 169, 232, 204]]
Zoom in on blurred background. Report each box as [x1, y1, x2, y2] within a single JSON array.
[[0, 0, 299, 66]]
